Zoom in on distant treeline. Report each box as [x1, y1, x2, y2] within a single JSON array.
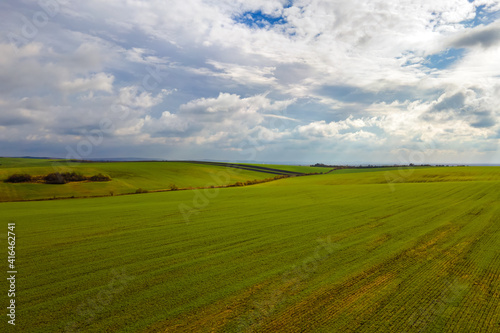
[[5, 172, 111, 184], [311, 163, 436, 169]]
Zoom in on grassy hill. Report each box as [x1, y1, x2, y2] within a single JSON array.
[[2, 166, 499, 332], [0, 158, 328, 202]]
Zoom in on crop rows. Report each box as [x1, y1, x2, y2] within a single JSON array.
[[1, 167, 499, 332]]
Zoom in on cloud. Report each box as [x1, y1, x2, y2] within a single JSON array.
[[421, 87, 499, 131], [143, 111, 189, 137], [116, 86, 169, 110], [470, 113, 497, 128], [60, 73, 114, 94], [296, 120, 348, 138], [178, 93, 295, 124], [99, 91, 296, 155], [431, 92, 467, 112], [448, 22, 500, 49], [205, 60, 277, 86], [1, 0, 500, 163], [0, 98, 36, 126], [294, 116, 381, 141]]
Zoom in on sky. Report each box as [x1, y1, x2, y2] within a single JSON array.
[[1, 0, 500, 164]]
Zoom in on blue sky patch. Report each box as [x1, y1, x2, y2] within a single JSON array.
[[462, 4, 500, 27], [424, 48, 466, 70], [234, 10, 287, 29]]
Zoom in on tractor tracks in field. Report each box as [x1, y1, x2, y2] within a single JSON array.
[[257, 198, 500, 332]]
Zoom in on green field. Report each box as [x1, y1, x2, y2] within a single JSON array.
[[242, 163, 328, 174], [0, 158, 324, 202], [1, 164, 499, 332]]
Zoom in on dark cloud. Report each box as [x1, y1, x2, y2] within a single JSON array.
[[0, 114, 33, 126], [424, 92, 497, 129], [316, 84, 438, 105], [470, 117, 496, 128], [450, 25, 500, 49], [431, 92, 465, 112], [470, 111, 497, 128]]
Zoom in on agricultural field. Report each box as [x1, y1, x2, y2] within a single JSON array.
[[1, 164, 499, 332], [0, 158, 326, 202]]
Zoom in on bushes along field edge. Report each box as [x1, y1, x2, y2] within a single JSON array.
[[4, 172, 111, 184]]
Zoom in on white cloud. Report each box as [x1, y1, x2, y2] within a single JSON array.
[[296, 120, 348, 138], [179, 92, 293, 115], [136, 93, 296, 149], [206, 60, 277, 86], [116, 86, 170, 110], [143, 111, 189, 135], [60, 73, 114, 94]]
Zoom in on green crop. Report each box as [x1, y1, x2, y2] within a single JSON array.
[[1, 166, 499, 332]]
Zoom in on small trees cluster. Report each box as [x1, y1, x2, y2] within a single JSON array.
[[44, 173, 67, 184], [4, 172, 111, 184], [89, 173, 111, 182], [5, 174, 32, 183], [44, 172, 110, 184]]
